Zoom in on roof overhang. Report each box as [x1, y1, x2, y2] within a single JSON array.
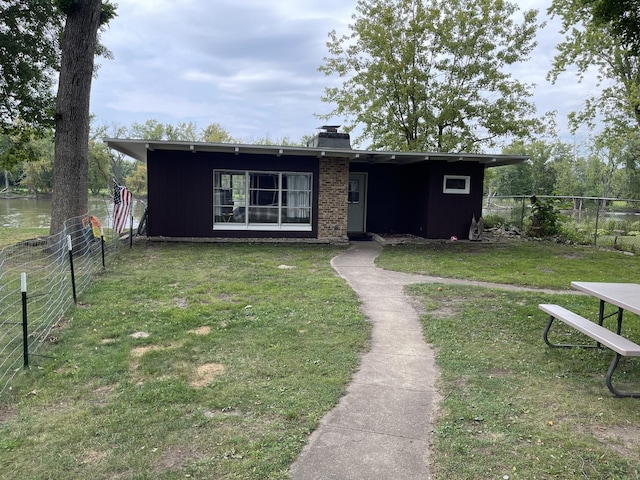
[[103, 138, 528, 168]]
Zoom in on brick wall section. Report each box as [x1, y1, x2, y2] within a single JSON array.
[[318, 157, 349, 241]]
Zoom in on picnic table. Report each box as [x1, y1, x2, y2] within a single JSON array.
[[540, 282, 640, 398], [570, 282, 640, 335]]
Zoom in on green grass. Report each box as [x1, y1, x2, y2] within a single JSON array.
[[410, 283, 640, 479], [3, 232, 640, 479], [0, 242, 370, 479], [0, 227, 49, 248], [376, 240, 640, 289]]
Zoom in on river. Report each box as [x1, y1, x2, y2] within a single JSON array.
[[0, 197, 146, 228]]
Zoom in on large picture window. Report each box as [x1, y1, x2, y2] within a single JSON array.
[[214, 170, 312, 230]]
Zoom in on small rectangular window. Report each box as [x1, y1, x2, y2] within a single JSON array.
[[443, 175, 470, 194]]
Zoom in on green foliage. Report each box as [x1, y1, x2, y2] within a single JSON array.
[[480, 214, 507, 229], [125, 162, 147, 195], [582, 0, 640, 55], [14, 130, 55, 195], [526, 196, 562, 237], [202, 122, 237, 143], [87, 139, 111, 195], [319, 0, 544, 152], [0, 1, 62, 134], [20, 157, 53, 195], [548, 0, 640, 131]]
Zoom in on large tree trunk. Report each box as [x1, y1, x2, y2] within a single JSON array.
[[50, 0, 103, 235]]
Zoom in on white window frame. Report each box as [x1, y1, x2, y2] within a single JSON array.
[[213, 170, 313, 231], [443, 175, 470, 194]]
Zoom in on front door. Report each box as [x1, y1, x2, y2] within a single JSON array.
[[347, 173, 367, 234]]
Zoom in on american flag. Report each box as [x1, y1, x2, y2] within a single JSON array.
[[113, 181, 132, 234]]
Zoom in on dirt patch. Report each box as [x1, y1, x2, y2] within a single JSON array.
[[0, 406, 17, 424], [155, 446, 207, 471], [92, 385, 115, 405], [188, 326, 211, 336], [78, 449, 108, 465], [580, 423, 640, 458], [190, 363, 225, 388], [131, 345, 164, 358], [130, 331, 150, 339], [489, 368, 513, 377], [174, 297, 188, 309]]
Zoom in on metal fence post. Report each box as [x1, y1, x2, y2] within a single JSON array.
[[67, 234, 77, 304], [21, 272, 28, 368], [100, 226, 105, 269], [594, 198, 601, 246]]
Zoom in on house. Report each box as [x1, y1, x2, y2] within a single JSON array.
[[104, 129, 527, 243]]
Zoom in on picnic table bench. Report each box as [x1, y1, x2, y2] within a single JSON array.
[[540, 303, 640, 398]]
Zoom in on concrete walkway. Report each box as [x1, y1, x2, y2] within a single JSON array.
[[289, 241, 441, 480], [289, 240, 572, 479]]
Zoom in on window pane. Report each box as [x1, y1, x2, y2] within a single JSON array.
[[282, 174, 311, 223], [250, 173, 279, 206], [248, 206, 279, 223], [348, 179, 360, 204], [214, 171, 246, 222]]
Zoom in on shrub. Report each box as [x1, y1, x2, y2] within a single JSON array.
[[526, 196, 561, 237]]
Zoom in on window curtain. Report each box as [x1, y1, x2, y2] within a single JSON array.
[[286, 174, 310, 220]]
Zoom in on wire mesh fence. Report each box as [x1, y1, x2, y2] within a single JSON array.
[[0, 213, 123, 396], [483, 195, 640, 251]]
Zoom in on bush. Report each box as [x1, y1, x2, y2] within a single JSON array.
[[482, 214, 508, 229], [526, 196, 561, 237]]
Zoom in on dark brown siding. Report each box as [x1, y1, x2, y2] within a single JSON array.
[[423, 162, 484, 239], [350, 161, 484, 239], [147, 150, 319, 238]]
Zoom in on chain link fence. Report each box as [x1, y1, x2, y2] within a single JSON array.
[[483, 195, 640, 251], [0, 213, 124, 396]]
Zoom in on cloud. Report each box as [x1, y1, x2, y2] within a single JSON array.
[[91, 0, 601, 146]]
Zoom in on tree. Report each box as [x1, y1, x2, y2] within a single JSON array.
[[585, 0, 640, 55], [490, 162, 533, 196], [93, 122, 134, 183], [617, 132, 640, 199], [548, 0, 640, 131], [87, 139, 111, 195], [319, 0, 543, 152], [19, 131, 55, 196], [502, 140, 557, 195], [50, 0, 115, 234], [125, 163, 147, 196], [202, 123, 236, 143], [129, 120, 200, 141], [550, 142, 587, 203], [0, 0, 62, 134], [585, 132, 632, 200]]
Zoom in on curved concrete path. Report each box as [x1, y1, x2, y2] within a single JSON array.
[[289, 240, 572, 479], [289, 241, 441, 479]]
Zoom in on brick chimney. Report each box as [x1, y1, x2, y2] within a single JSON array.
[[307, 125, 351, 149]]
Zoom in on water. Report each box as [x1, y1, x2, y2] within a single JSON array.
[[0, 197, 146, 229]]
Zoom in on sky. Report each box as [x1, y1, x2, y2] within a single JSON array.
[[89, 0, 602, 149]]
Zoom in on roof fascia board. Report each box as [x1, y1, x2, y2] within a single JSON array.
[[103, 138, 528, 167]]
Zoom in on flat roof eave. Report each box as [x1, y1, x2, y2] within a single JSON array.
[[103, 138, 528, 168]]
